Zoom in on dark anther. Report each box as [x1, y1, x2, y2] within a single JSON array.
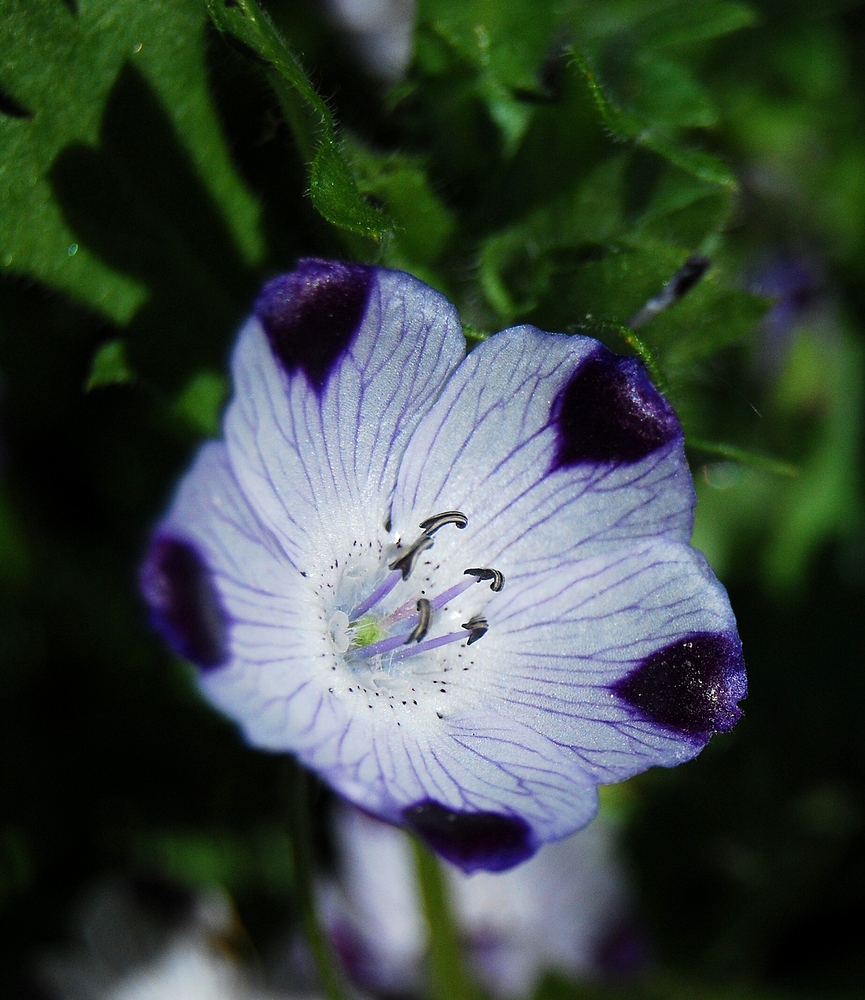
[[406, 599, 432, 644], [419, 510, 468, 535], [462, 615, 489, 645], [464, 567, 505, 592], [389, 534, 434, 580]]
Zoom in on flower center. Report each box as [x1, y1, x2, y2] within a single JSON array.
[[340, 510, 503, 667]]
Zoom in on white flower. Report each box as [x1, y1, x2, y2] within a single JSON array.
[[142, 260, 746, 872]]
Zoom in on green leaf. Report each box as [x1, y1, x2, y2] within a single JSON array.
[[568, 1, 757, 186], [174, 371, 227, 436], [477, 150, 734, 333], [0, 0, 262, 323], [687, 438, 798, 478], [204, 0, 390, 242], [648, 278, 768, 367], [349, 147, 457, 272], [85, 338, 135, 391], [419, 0, 568, 92], [417, 0, 575, 153], [571, 48, 737, 187], [630, 0, 757, 49], [309, 143, 390, 238]]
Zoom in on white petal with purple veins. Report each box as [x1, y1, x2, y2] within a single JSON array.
[[390, 325, 694, 579], [225, 263, 465, 571]]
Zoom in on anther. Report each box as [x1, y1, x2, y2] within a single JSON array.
[[406, 599, 432, 644], [419, 510, 468, 535], [389, 534, 434, 580], [462, 614, 489, 645], [464, 567, 505, 592]]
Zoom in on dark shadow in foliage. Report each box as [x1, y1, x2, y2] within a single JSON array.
[[200, 18, 380, 269], [201, 23, 325, 270], [50, 62, 260, 394], [0, 272, 298, 1000], [0, 84, 33, 119], [626, 550, 865, 990], [2, 58, 324, 998]]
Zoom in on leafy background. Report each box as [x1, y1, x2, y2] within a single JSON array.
[[1, 0, 863, 997]]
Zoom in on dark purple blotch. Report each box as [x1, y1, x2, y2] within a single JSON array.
[[140, 536, 229, 671], [551, 345, 680, 469], [254, 259, 373, 393], [402, 799, 535, 873], [612, 631, 746, 740]]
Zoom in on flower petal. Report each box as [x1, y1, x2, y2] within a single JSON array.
[[390, 326, 694, 576], [470, 538, 745, 782], [223, 260, 465, 571], [141, 442, 356, 744]]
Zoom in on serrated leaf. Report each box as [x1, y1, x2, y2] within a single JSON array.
[[85, 338, 135, 391], [0, 0, 262, 323], [419, 0, 570, 93], [417, 0, 577, 152], [204, 0, 390, 242], [572, 48, 737, 186], [478, 149, 733, 332]]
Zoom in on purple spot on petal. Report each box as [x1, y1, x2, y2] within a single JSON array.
[[612, 632, 747, 740], [551, 346, 681, 469], [140, 536, 229, 670], [402, 799, 535, 873], [254, 259, 373, 392]]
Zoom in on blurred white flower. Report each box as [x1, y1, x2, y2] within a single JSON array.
[[321, 803, 645, 998], [325, 0, 416, 80], [37, 877, 317, 1000]]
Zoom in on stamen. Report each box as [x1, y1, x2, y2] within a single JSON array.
[[462, 614, 489, 645], [464, 567, 505, 592], [389, 534, 434, 580], [383, 577, 473, 627], [388, 629, 468, 663], [350, 568, 402, 619], [418, 510, 468, 535], [349, 630, 416, 660], [428, 576, 475, 611], [406, 599, 432, 643]]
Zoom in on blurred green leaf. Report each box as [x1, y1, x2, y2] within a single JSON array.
[[417, 0, 571, 152], [131, 826, 294, 894], [0, 0, 262, 323], [693, 323, 863, 588], [174, 371, 227, 436], [85, 338, 135, 391], [687, 438, 798, 478], [572, 49, 737, 187], [630, 0, 757, 49]]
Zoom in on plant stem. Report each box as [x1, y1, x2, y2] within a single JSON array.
[[287, 762, 349, 1000]]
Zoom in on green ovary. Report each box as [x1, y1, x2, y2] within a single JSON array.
[[351, 614, 388, 649]]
